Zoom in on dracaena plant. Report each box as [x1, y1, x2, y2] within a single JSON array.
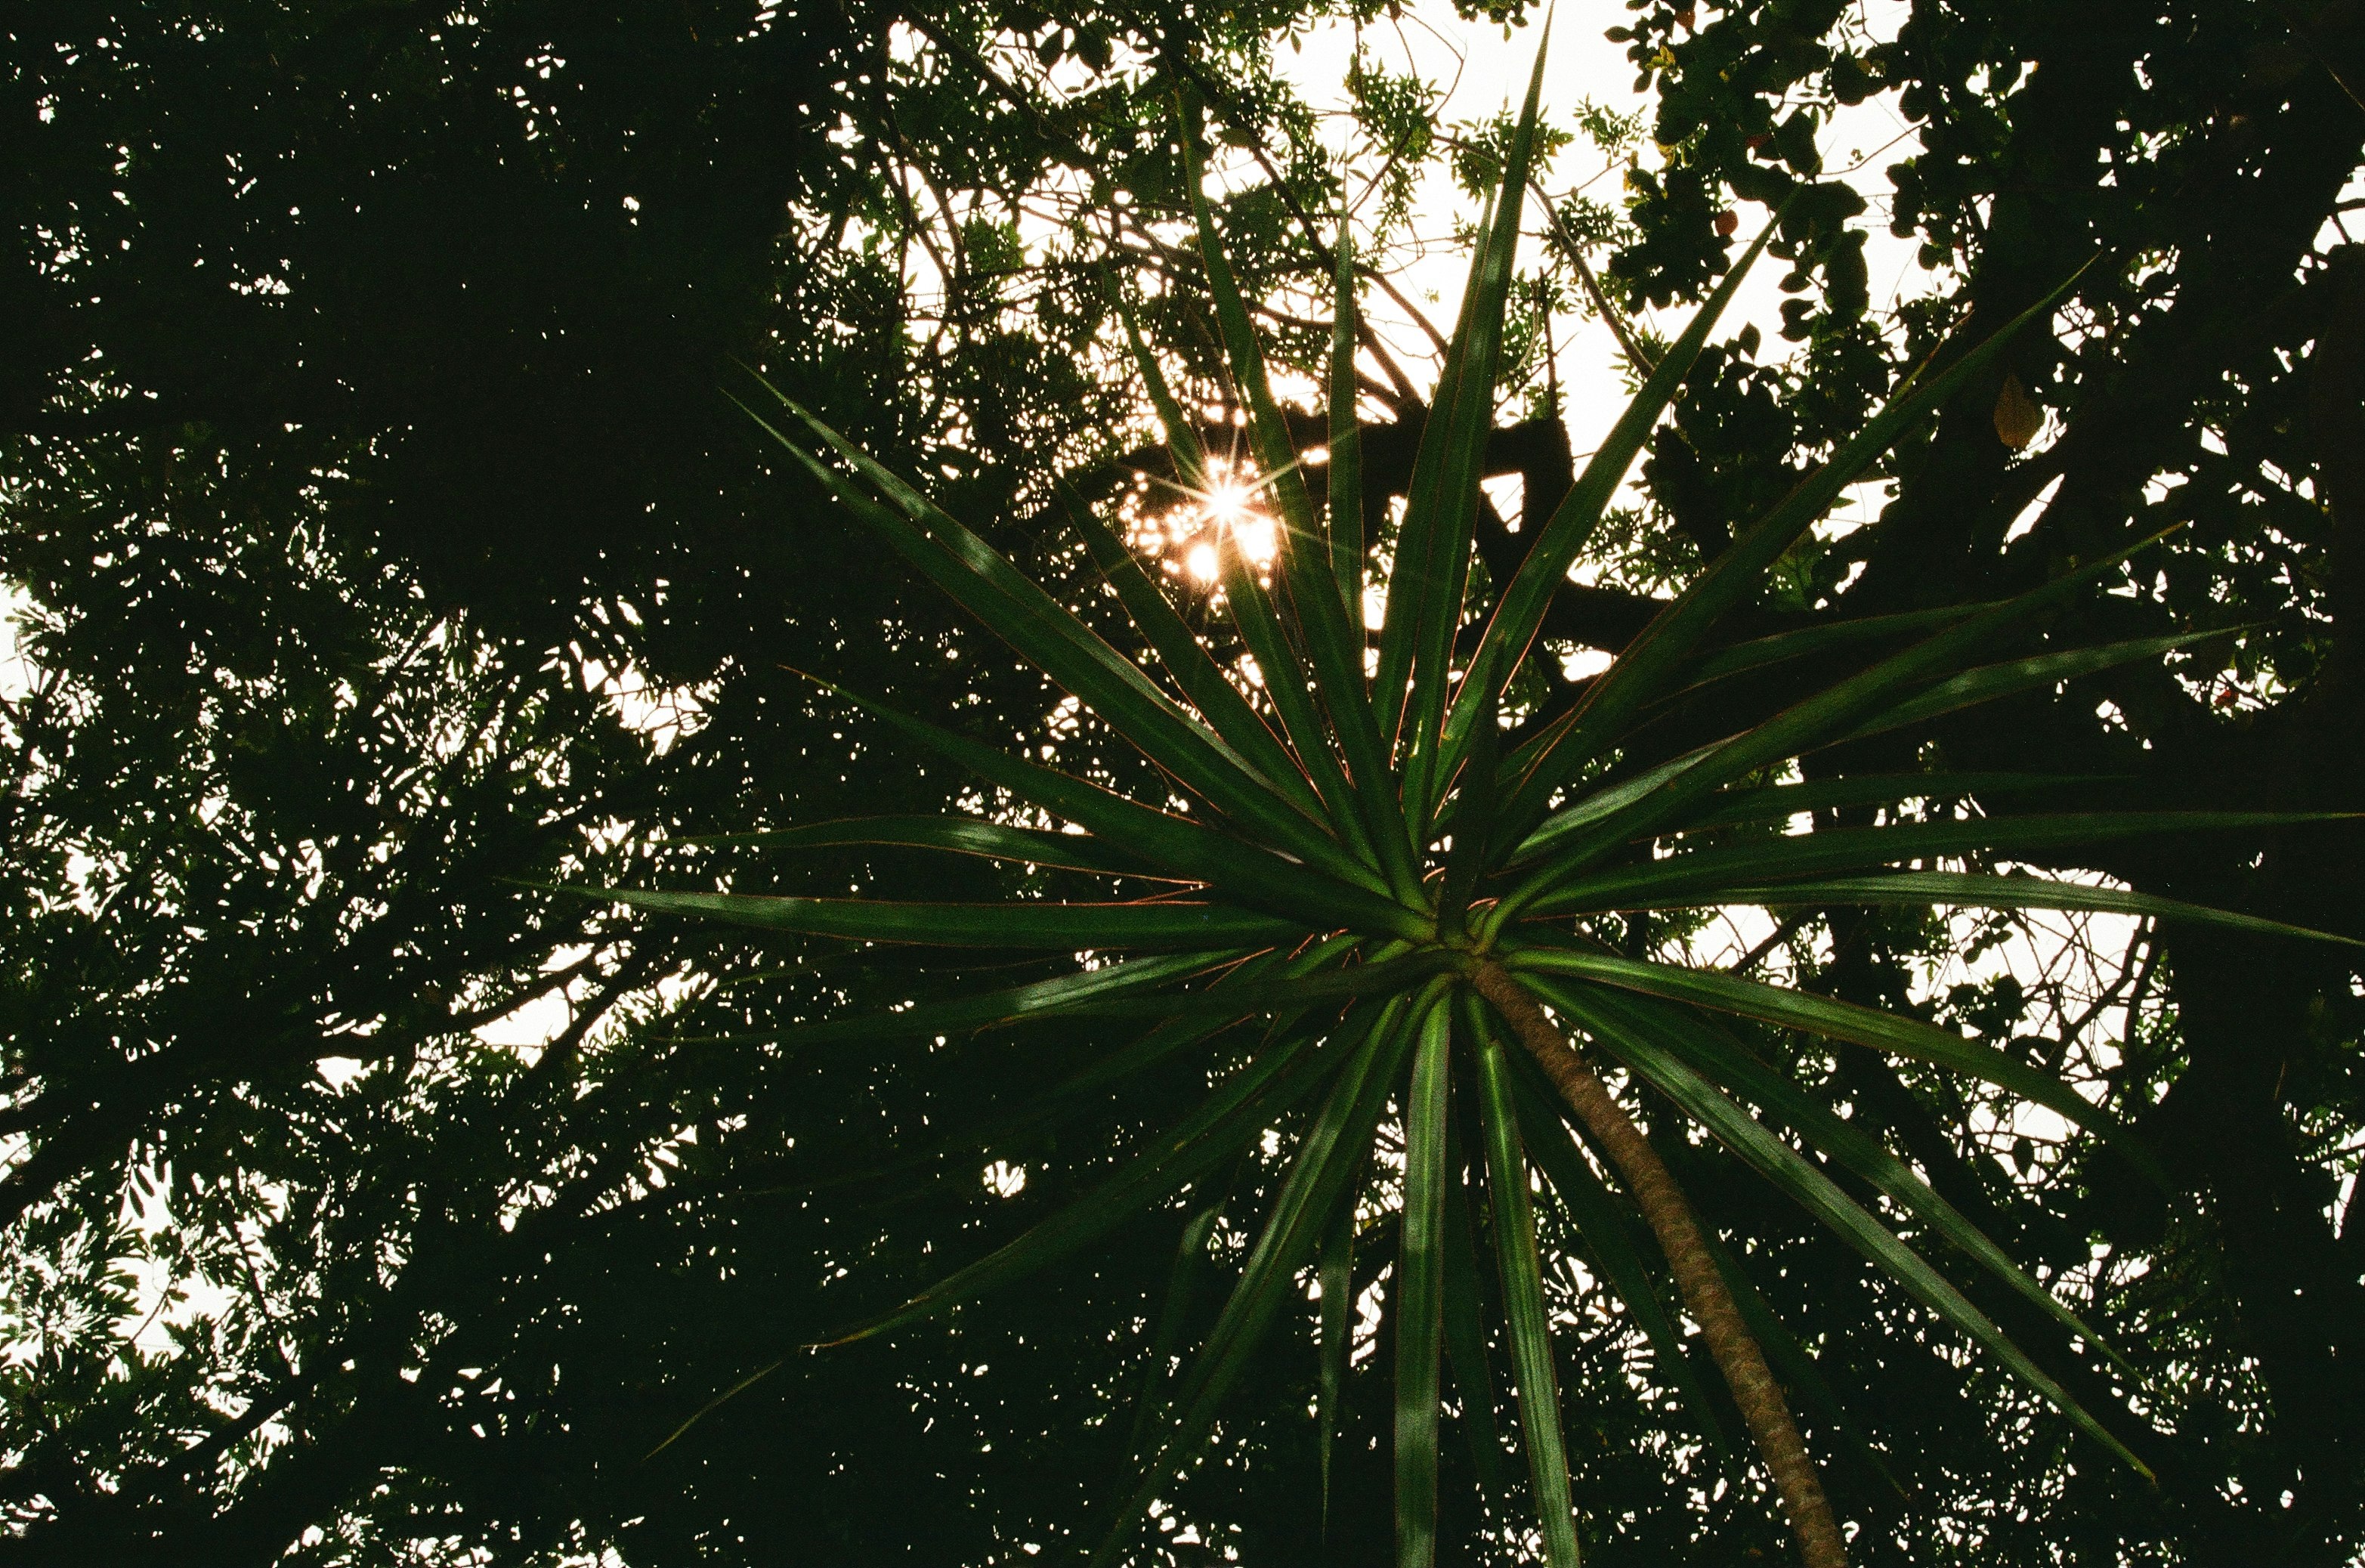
[[593, 40, 2346, 1568]]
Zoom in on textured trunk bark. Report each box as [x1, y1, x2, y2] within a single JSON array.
[[1470, 962, 1848, 1568]]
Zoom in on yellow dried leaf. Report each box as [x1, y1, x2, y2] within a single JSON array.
[[1993, 373, 2043, 450]]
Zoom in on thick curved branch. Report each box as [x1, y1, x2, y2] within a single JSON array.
[[1470, 961, 1849, 1568]]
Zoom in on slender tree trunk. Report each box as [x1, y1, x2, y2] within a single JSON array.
[[1470, 962, 1847, 1568]]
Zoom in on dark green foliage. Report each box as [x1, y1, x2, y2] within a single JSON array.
[[590, 40, 2340, 1562], [1566, 0, 2365, 1557], [0, 2, 1362, 1560], [4, 0, 2362, 1562]]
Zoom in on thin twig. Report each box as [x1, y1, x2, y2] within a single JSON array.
[[1173, 70, 1452, 361], [1736, 911, 1812, 976], [1530, 176, 1656, 375]]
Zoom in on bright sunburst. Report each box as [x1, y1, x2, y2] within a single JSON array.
[[1176, 461, 1281, 579]]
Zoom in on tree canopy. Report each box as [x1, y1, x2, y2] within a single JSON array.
[[2, 0, 2361, 1563]]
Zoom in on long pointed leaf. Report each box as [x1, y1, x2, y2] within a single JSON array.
[[1495, 533, 2188, 917], [1183, 128, 1423, 904], [1597, 986, 2131, 1369], [1504, 951, 2145, 1169], [1328, 218, 1366, 618], [1442, 218, 1785, 786], [1676, 604, 1995, 688], [756, 402, 1201, 743], [1682, 772, 2110, 833], [1396, 1001, 1454, 1568], [1217, 530, 1391, 875], [1318, 1158, 1356, 1530], [1507, 1023, 1902, 1494], [1440, 1140, 1507, 1502], [1711, 870, 2363, 948], [1497, 280, 2087, 843], [1119, 305, 1212, 492], [595, 886, 1297, 950], [1114, 299, 1390, 868], [685, 812, 1161, 877], [1402, 36, 1555, 827], [1061, 487, 1325, 821], [1438, 685, 1500, 931], [1470, 1000, 1583, 1568], [1180, 132, 1380, 847], [1131, 1179, 1233, 1447], [770, 954, 1341, 1204], [1374, 196, 1493, 745], [1504, 739, 1730, 867], [1558, 983, 2152, 1477], [1105, 983, 1440, 1562], [817, 679, 1431, 939], [751, 394, 1375, 890], [1502, 1053, 1736, 1461], [719, 943, 1445, 1053], [1529, 809, 2332, 919], [1040, 941, 1361, 1107], [822, 1020, 1339, 1347], [1841, 630, 2225, 744], [725, 948, 1245, 1050]]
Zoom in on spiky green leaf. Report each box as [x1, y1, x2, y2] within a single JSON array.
[[1395, 1001, 1454, 1568], [1563, 983, 2152, 1477], [1470, 1000, 1584, 1568]]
